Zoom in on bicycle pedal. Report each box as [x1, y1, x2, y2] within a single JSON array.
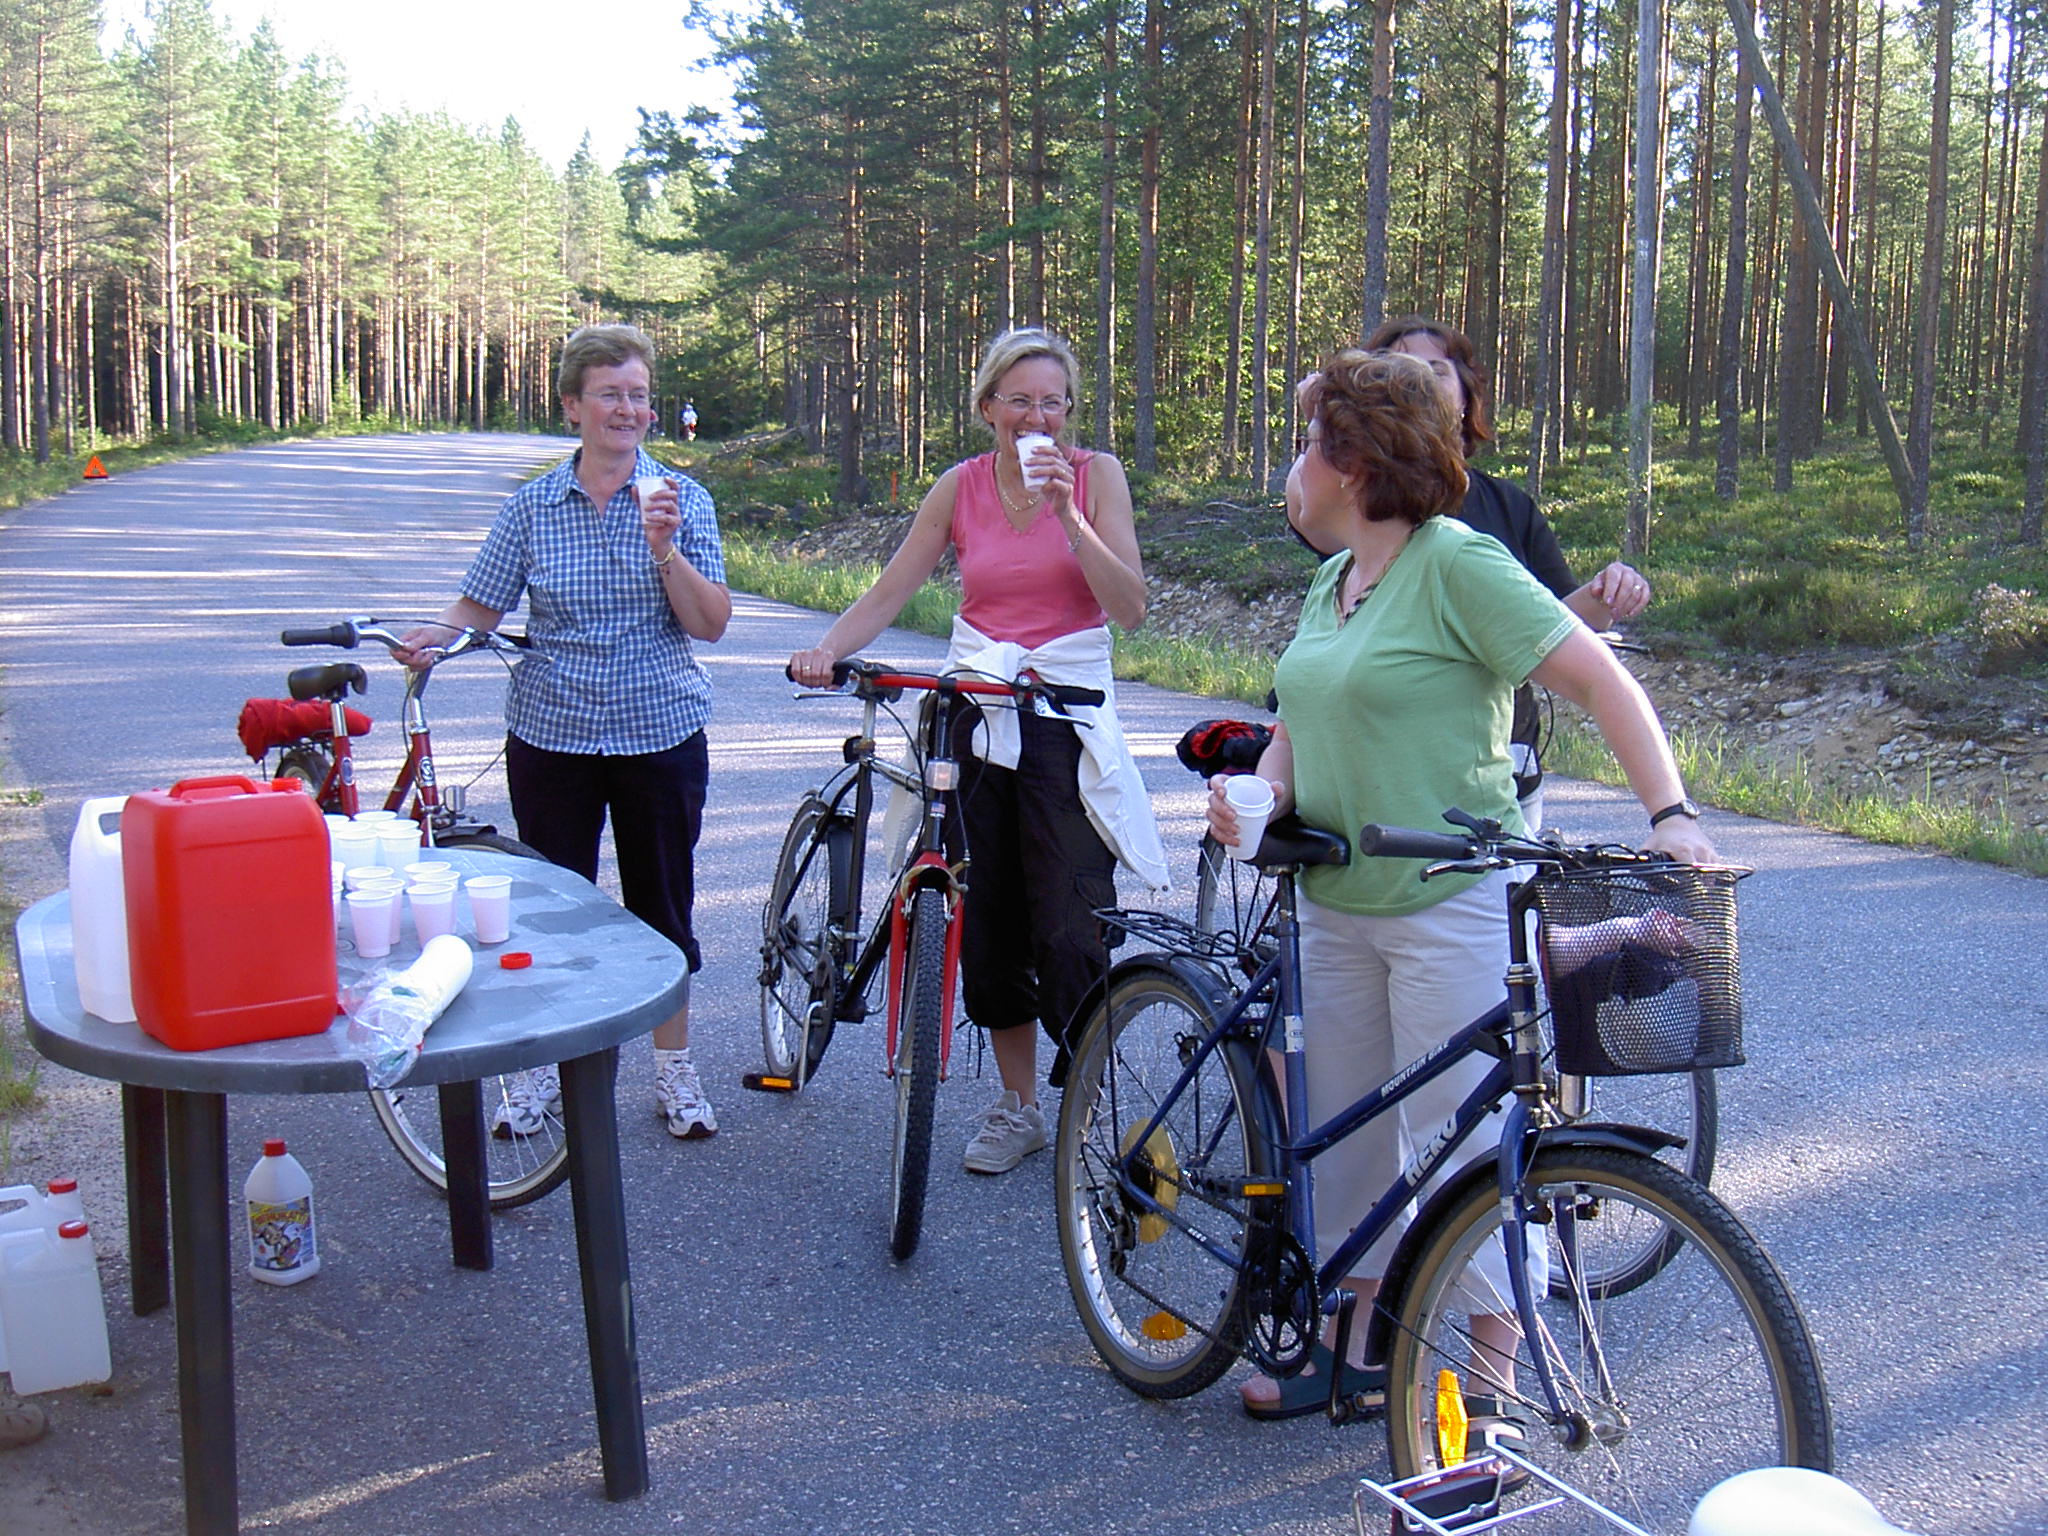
[[741, 1072, 802, 1093]]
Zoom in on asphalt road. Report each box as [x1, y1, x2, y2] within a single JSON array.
[[0, 434, 2038, 1534]]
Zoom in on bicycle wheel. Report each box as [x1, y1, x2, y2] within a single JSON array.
[[1192, 832, 1232, 936], [366, 831, 568, 1210], [275, 744, 335, 810], [1381, 1145, 1831, 1532], [758, 795, 848, 1084], [1055, 961, 1270, 1398], [887, 884, 945, 1262], [1545, 1066, 1718, 1299]]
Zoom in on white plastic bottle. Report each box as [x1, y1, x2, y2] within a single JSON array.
[[68, 796, 136, 1023], [42, 1177, 83, 1234], [0, 1184, 48, 1376], [245, 1139, 319, 1285], [0, 1220, 112, 1394]]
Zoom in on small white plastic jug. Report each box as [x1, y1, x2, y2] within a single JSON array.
[[0, 1184, 48, 1374], [68, 796, 135, 1023], [0, 1219, 111, 1395]]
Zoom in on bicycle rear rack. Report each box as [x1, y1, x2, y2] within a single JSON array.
[[1355, 1434, 1655, 1536]]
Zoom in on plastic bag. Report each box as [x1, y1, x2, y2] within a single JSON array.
[[342, 935, 475, 1089]]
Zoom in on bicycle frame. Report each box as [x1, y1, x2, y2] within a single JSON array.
[[1102, 868, 1619, 1422]]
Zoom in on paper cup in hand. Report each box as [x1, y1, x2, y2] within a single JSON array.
[[1014, 433, 1056, 490], [635, 474, 670, 510], [1223, 775, 1276, 862], [465, 875, 513, 944]]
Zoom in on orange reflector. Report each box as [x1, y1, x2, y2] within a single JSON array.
[[1141, 1312, 1188, 1341], [1240, 1181, 1285, 1197], [82, 455, 108, 480], [741, 1073, 799, 1093], [1435, 1369, 1470, 1468]]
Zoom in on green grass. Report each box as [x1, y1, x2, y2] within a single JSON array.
[[1546, 716, 2048, 875]]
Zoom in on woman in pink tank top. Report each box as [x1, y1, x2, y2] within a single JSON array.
[[790, 328, 1148, 1176]]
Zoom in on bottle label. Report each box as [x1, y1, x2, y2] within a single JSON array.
[[248, 1197, 317, 1272]]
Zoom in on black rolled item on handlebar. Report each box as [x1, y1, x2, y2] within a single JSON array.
[[1357, 823, 1481, 861], [281, 623, 356, 648], [1042, 683, 1106, 709]]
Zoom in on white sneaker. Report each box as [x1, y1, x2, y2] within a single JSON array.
[[655, 1051, 717, 1139], [492, 1064, 561, 1138], [962, 1090, 1046, 1174]]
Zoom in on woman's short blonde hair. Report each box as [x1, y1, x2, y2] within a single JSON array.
[[970, 328, 1081, 437], [1301, 349, 1468, 525], [557, 324, 657, 401]]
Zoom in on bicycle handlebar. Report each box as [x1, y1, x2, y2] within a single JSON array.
[[1356, 823, 1482, 862], [279, 618, 529, 665], [1357, 807, 1715, 880], [789, 658, 1106, 712]]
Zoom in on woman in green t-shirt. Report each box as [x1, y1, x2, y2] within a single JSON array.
[[1207, 349, 1715, 1421]]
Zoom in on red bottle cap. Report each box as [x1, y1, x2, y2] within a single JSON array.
[[57, 1220, 89, 1240], [46, 1177, 77, 1195], [263, 1138, 287, 1157], [499, 952, 533, 970]]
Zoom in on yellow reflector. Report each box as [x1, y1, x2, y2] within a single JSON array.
[[757, 1077, 793, 1089], [1120, 1121, 1180, 1243], [1435, 1369, 1470, 1468], [1240, 1181, 1285, 1197], [1141, 1312, 1189, 1341]]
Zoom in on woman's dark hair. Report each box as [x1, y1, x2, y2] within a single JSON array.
[[1302, 349, 1468, 526], [1363, 315, 1492, 455]]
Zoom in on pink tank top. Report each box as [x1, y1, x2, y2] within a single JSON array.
[[952, 451, 1108, 647]]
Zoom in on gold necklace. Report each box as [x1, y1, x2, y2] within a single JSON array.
[[996, 460, 1041, 515]]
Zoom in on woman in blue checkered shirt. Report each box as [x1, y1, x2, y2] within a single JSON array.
[[398, 324, 731, 1141]]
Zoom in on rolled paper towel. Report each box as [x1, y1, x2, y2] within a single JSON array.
[[344, 935, 476, 1088]]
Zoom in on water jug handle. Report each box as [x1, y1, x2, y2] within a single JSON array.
[[168, 775, 263, 801]]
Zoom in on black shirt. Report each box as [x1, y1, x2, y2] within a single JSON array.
[[1456, 467, 1577, 599]]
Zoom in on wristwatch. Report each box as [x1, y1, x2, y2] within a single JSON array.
[[1648, 798, 1703, 829]]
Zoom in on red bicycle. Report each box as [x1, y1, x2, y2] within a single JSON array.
[[752, 659, 1102, 1261], [237, 616, 563, 1210]]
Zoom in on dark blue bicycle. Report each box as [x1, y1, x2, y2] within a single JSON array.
[[1054, 810, 1831, 1532]]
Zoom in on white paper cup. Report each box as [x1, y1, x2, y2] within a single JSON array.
[[1014, 433, 1056, 490], [1223, 775, 1276, 862], [331, 824, 378, 868], [324, 814, 353, 856], [345, 887, 396, 959], [374, 822, 423, 868], [402, 861, 454, 884], [464, 874, 513, 944], [635, 474, 670, 510], [351, 809, 399, 826], [344, 865, 399, 892], [410, 882, 458, 945]]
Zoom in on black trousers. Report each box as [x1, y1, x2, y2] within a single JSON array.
[[947, 702, 1117, 1051], [504, 731, 709, 972]]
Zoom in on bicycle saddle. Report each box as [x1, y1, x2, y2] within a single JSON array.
[[287, 662, 368, 702], [1251, 815, 1350, 868]]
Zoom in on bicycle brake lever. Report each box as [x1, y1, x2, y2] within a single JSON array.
[[1419, 857, 1503, 881]]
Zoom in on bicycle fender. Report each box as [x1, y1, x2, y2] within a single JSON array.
[[1360, 1121, 1683, 1368], [1064, 950, 1237, 1061]]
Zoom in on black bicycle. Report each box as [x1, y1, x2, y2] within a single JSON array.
[[753, 658, 1101, 1260], [1056, 810, 1829, 1530]]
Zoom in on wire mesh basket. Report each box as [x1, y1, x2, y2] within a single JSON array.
[[1530, 863, 1746, 1077]]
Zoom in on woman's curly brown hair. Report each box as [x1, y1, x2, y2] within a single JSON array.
[[1301, 349, 1468, 526], [1364, 315, 1493, 455]]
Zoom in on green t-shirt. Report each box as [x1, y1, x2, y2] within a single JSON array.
[[1275, 516, 1578, 916]]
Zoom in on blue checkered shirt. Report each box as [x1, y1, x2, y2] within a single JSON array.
[[461, 448, 726, 755]]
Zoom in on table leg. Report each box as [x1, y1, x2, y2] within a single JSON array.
[[560, 1047, 648, 1501], [164, 1089, 236, 1536], [122, 1083, 169, 1316], [435, 1080, 493, 1271]]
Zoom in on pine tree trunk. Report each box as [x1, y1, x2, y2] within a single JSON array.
[[1715, 0, 1754, 499], [1360, 0, 1394, 335], [1132, 0, 1161, 471], [1907, 0, 1955, 548]]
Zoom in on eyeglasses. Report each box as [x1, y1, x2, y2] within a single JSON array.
[[993, 394, 1071, 414], [585, 389, 650, 409]]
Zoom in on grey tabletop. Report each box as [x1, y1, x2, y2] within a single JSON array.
[[15, 848, 688, 1093]]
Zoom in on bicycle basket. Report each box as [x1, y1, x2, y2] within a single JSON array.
[[1531, 864, 1745, 1076]]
